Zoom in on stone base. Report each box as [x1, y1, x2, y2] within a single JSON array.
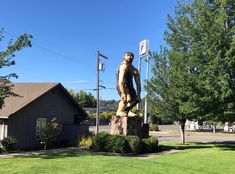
[[111, 116, 149, 137]]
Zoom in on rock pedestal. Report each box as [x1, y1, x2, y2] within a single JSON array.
[[111, 115, 149, 137]]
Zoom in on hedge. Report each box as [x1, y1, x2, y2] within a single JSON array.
[[91, 133, 159, 154]]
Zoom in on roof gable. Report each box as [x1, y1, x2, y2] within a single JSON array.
[[0, 83, 88, 119]]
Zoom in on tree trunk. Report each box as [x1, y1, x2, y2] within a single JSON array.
[[180, 119, 186, 144], [212, 124, 216, 133]]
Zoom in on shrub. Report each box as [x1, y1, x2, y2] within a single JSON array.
[[147, 136, 159, 152], [149, 124, 159, 131], [91, 132, 111, 151], [142, 138, 152, 153], [142, 136, 159, 153], [100, 112, 113, 122], [106, 135, 128, 153], [39, 118, 61, 150], [89, 113, 96, 120], [1, 136, 16, 152], [126, 135, 143, 153], [79, 136, 92, 148], [91, 133, 157, 154]]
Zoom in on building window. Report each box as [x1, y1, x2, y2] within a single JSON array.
[[35, 118, 47, 140]]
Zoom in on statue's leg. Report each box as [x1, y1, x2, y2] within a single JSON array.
[[124, 94, 138, 116], [116, 96, 127, 117]]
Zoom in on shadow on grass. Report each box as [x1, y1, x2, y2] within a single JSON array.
[[216, 144, 235, 151], [24, 141, 235, 160], [159, 141, 235, 152], [29, 149, 134, 159], [177, 141, 235, 151], [23, 150, 95, 160], [37, 144, 212, 159], [207, 141, 235, 151], [41, 151, 88, 159], [158, 143, 212, 152]]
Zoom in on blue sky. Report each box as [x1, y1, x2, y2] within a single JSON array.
[[1, 0, 177, 100]]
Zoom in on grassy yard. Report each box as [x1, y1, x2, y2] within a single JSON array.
[[0, 143, 235, 174]]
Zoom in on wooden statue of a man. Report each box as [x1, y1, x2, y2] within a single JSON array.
[[116, 52, 141, 117]]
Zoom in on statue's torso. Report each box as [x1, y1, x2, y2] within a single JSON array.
[[116, 62, 136, 99]]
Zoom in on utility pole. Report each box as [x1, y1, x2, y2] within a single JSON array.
[[96, 51, 108, 134]]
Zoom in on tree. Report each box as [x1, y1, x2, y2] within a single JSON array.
[[68, 89, 96, 107], [147, 48, 197, 144], [68, 89, 76, 98], [186, 0, 235, 128], [0, 28, 32, 108], [100, 99, 119, 111], [147, 0, 235, 143], [39, 118, 61, 150]]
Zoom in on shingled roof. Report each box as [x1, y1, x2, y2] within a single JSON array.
[[0, 83, 87, 118]]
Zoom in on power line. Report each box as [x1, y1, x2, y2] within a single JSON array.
[[70, 87, 146, 92], [3, 30, 93, 68], [33, 43, 93, 68]]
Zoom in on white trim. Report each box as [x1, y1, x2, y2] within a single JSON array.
[[0, 122, 4, 140], [0, 116, 8, 119], [0, 120, 8, 141], [4, 124, 7, 138], [0, 125, 3, 140]]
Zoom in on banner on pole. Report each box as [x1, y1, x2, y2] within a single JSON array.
[[139, 39, 149, 56]]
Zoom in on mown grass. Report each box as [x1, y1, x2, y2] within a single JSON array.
[[0, 143, 235, 174]]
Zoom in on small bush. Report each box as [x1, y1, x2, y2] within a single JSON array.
[[39, 118, 61, 150], [91, 132, 111, 151], [106, 135, 128, 153], [1, 136, 16, 152], [100, 112, 113, 122], [91, 133, 157, 154], [89, 113, 96, 120], [149, 124, 159, 131], [142, 139, 152, 153], [126, 135, 143, 153], [142, 136, 159, 153], [79, 136, 92, 148], [148, 136, 158, 151]]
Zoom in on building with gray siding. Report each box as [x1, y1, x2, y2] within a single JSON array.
[[0, 83, 88, 149]]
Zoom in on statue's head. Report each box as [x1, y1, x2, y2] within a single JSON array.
[[123, 52, 134, 63]]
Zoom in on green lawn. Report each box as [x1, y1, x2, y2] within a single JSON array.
[[0, 143, 235, 174]]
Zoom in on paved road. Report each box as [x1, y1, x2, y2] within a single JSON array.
[[90, 125, 235, 144]]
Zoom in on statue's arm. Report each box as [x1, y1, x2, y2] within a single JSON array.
[[132, 66, 141, 101], [118, 64, 127, 99]]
